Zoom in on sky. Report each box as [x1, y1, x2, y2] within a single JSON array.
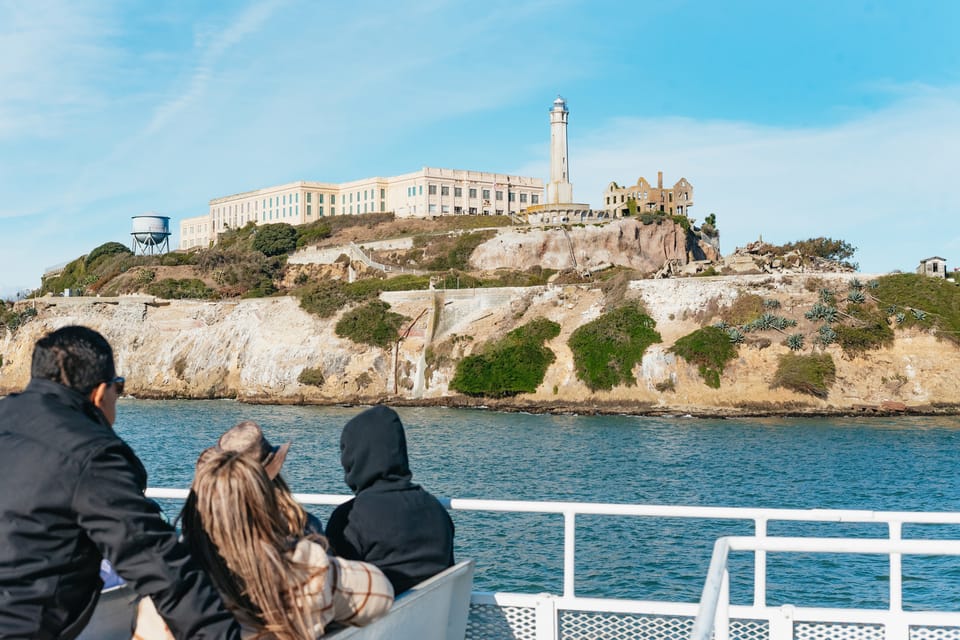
[[1, 0, 958, 298]]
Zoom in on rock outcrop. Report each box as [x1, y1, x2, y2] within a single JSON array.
[[3, 273, 959, 417]]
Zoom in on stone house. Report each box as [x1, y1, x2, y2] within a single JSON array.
[[917, 256, 947, 278], [602, 171, 693, 218]]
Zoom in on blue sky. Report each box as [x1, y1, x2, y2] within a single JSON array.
[[1, 0, 958, 297]]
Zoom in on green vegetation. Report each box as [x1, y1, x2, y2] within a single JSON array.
[[251, 223, 298, 257], [297, 368, 326, 387], [85, 242, 132, 267], [295, 220, 332, 248], [833, 306, 894, 355], [335, 300, 409, 349], [297, 275, 431, 318], [450, 318, 560, 397], [670, 326, 738, 389], [872, 273, 960, 346], [721, 293, 765, 326], [0, 303, 37, 333], [772, 352, 836, 398], [424, 231, 495, 271], [762, 237, 858, 270], [568, 303, 662, 391], [146, 278, 215, 299]]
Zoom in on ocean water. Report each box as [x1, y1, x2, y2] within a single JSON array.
[[117, 400, 960, 610]]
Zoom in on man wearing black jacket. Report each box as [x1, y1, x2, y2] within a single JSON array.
[[326, 404, 455, 594], [0, 326, 239, 639]]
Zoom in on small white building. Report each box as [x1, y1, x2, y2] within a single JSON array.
[[917, 256, 947, 278]]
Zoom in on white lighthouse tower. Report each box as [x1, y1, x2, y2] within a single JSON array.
[[546, 96, 573, 204], [530, 95, 591, 226]]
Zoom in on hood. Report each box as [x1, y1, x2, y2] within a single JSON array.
[[341, 405, 413, 493]]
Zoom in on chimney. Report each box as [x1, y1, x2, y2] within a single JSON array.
[[657, 171, 663, 189]]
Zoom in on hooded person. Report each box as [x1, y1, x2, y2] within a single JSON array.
[[325, 405, 455, 594]]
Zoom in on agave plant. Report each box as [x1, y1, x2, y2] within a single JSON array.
[[912, 308, 927, 321], [727, 328, 745, 344], [848, 277, 864, 291], [847, 290, 866, 304], [818, 288, 834, 303], [785, 333, 805, 351], [806, 302, 838, 323], [713, 320, 729, 331], [886, 304, 898, 316], [817, 325, 838, 345], [868, 279, 880, 290], [895, 312, 906, 324], [763, 298, 781, 309]]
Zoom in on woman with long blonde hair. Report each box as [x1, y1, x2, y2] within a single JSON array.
[[186, 449, 393, 639]]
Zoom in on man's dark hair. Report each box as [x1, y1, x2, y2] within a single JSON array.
[[31, 326, 115, 395]]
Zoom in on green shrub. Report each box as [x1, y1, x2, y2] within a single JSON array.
[[335, 300, 409, 348], [872, 273, 960, 346], [298, 275, 431, 318], [772, 353, 836, 398], [251, 223, 297, 257], [146, 278, 215, 299], [568, 304, 661, 391], [833, 306, 894, 355], [450, 318, 561, 397], [670, 326, 737, 389], [425, 231, 494, 271], [297, 367, 326, 387], [295, 220, 332, 248], [85, 242, 132, 267]]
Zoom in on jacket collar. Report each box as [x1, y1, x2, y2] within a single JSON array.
[[25, 377, 111, 428]]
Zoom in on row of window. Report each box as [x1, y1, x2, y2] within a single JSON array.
[[415, 185, 539, 204]]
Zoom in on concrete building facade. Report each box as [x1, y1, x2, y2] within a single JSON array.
[[180, 168, 543, 249], [602, 171, 694, 218]]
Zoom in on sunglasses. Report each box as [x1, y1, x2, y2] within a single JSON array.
[[108, 376, 125, 396]]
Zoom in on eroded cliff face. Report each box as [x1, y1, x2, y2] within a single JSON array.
[[469, 218, 719, 273], [1, 274, 958, 415]]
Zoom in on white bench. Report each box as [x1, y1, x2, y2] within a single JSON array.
[[325, 560, 474, 640], [80, 560, 475, 640]]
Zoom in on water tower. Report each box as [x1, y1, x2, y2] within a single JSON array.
[[130, 214, 171, 255]]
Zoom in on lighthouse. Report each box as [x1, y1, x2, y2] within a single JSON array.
[[546, 96, 573, 204]]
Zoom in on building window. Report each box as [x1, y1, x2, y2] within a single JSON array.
[[381, 189, 385, 198], [441, 186, 449, 196], [349, 193, 353, 203], [482, 189, 491, 199], [296, 205, 299, 215], [496, 209, 504, 215], [455, 206, 463, 214], [364, 203, 368, 213], [508, 192, 515, 202], [331, 206, 335, 214], [469, 188, 477, 198], [419, 185, 423, 195], [380, 201, 385, 211], [364, 190, 368, 200], [496, 191, 504, 201], [307, 204, 312, 216], [520, 193, 528, 203], [306, 193, 312, 203], [429, 184, 437, 195], [296, 193, 299, 203], [469, 207, 477, 214], [532, 195, 539, 204], [350, 205, 353, 214], [318, 193, 324, 203], [455, 187, 462, 197], [442, 205, 450, 213], [429, 204, 437, 213]]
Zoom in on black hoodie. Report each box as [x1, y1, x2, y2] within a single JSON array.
[[325, 405, 454, 593]]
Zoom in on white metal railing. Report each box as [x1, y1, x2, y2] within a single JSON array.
[[691, 536, 960, 640], [146, 489, 960, 640]]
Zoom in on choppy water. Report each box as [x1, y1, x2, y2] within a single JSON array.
[[117, 400, 960, 610]]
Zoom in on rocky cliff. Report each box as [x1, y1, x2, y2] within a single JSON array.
[[3, 273, 958, 416]]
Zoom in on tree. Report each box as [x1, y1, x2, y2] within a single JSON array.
[[85, 241, 132, 266], [251, 223, 297, 257]]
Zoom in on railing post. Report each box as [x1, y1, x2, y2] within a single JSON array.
[[769, 604, 795, 640], [535, 595, 558, 640], [755, 517, 767, 607], [563, 511, 575, 598], [889, 520, 903, 613], [715, 569, 730, 640]]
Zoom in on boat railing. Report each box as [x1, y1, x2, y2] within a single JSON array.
[[146, 489, 960, 640], [691, 536, 960, 640]]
